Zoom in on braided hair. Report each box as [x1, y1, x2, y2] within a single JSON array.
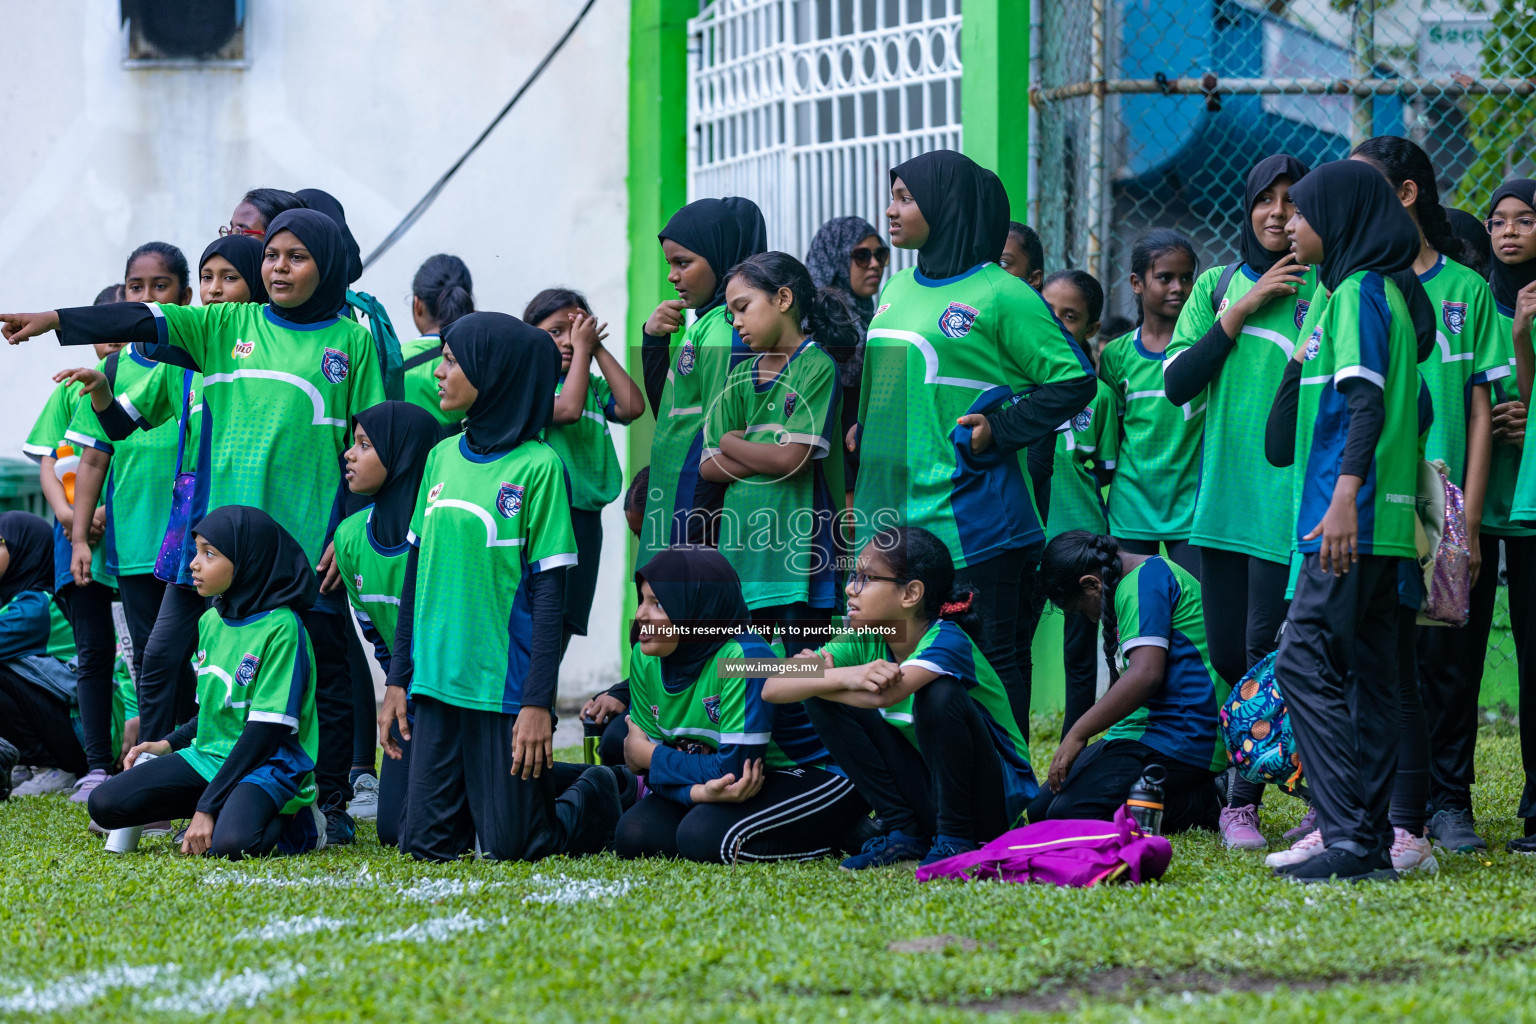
[[866, 525, 980, 637], [1351, 136, 1475, 268], [1038, 530, 1125, 674]]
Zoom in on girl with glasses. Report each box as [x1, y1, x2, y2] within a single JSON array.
[[761, 526, 1036, 870], [223, 187, 304, 238]]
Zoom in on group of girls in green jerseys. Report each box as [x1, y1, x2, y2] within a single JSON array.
[[7, 136, 1536, 882]]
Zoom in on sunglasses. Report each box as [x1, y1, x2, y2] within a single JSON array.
[[852, 245, 890, 267], [219, 224, 265, 238]]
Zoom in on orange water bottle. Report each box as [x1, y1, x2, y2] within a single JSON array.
[[53, 444, 79, 505]]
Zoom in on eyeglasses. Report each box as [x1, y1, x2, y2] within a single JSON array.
[[1485, 216, 1536, 236], [219, 224, 265, 238], [848, 571, 906, 595], [852, 245, 890, 267]]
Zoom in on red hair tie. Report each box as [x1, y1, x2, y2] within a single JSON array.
[[939, 592, 974, 616]]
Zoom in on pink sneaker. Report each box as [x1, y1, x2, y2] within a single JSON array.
[[1390, 827, 1439, 874], [1284, 804, 1318, 842], [69, 768, 111, 804], [1219, 804, 1268, 850], [1265, 828, 1322, 869]]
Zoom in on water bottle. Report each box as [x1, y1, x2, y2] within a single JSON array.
[[582, 717, 602, 766], [1126, 764, 1167, 836], [104, 751, 156, 854], [53, 444, 79, 505]]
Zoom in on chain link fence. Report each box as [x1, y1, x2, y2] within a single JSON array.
[[1030, 0, 1534, 681]]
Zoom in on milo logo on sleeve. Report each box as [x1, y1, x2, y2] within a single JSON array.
[[232, 339, 255, 358]]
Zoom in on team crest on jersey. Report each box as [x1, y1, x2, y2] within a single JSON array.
[[1072, 407, 1094, 432], [1442, 301, 1468, 335], [232, 339, 255, 358], [937, 302, 980, 339], [782, 391, 798, 419], [874, 303, 891, 318], [1294, 299, 1311, 331], [1216, 297, 1230, 317], [235, 653, 261, 688], [353, 573, 364, 592], [321, 347, 350, 383], [702, 694, 722, 724], [428, 482, 444, 502], [678, 339, 696, 376], [496, 482, 524, 519], [1303, 327, 1322, 361]]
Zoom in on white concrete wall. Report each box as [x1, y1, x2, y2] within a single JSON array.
[[0, 0, 632, 698]]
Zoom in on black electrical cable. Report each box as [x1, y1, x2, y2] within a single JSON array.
[[361, 0, 600, 270]]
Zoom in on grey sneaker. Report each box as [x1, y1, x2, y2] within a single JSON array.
[[0, 739, 18, 801], [69, 768, 112, 804], [11, 764, 35, 789], [12, 768, 78, 797], [348, 772, 380, 820], [1427, 807, 1486, 853]]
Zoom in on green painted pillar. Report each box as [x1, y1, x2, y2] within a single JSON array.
[[961, 0, 1031, 219], [623, 0, 692, 672]]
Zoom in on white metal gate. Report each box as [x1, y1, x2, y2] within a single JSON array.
[[687, 0, 963, 269]]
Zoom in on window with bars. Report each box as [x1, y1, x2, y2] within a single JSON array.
[[688, 0, 963, 267]]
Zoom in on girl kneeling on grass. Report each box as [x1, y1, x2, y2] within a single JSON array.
[[1027, 530, 1226, 832], [88, 506, 326, 859], [616, 546, 867, 863], [762, 526, 1038, 869]]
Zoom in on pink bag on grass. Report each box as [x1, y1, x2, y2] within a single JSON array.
[[914, 806, 1173, 887]]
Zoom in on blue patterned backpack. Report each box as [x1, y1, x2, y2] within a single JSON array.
[[1218, 651, 1303, 791]]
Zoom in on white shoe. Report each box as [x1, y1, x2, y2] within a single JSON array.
[[11, 768, 77, 797], [348, 773, 379, 820], [1390, 827, 1439, 874], [1265, 829, 1323, 869]]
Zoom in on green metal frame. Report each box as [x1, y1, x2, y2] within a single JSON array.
[[961, 0, 1031, 218]]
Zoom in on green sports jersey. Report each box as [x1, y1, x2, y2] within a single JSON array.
[[333, 507, 410, 657], [1100, 328, 1205, 541], [1103, 556, 1229, 771], [1484, 302, 1536, 534], [407, 435, 577, 713], [857, 265, 1094, 567], [546, 373, 624, 512], [24, 377, 109, 587], [1166, 263, 1317, 561], [703, 339, 844, 609], [1293, 272, 1419, 559], [1045, 378, 1118, 539], [1416, 255, 1508, 488], [818, 618, 1038, 805], [110, 656, 136, 757], [641, 305, 748, 566], [140, 301, 386, 563], [65, 350, 182, 576], [400, 335, 462, 427], [180, 607, 319, 814]]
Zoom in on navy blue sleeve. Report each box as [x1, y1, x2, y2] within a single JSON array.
[[356, 613, 391, 675], [0, 591, 53, 662], [647, 674, 773, 791], [384, 546, 418, 692]]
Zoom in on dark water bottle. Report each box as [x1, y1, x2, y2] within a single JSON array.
[[582, 718, 602, 766], [1127, 764, 1167, 836]]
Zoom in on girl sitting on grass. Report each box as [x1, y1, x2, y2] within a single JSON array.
[[762, 526, 1037, 869], [88, 506, 326, 859], [1027, 530, 1226, 832]]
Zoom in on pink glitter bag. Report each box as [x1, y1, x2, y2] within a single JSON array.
[[1416, 459, 1471, 628]]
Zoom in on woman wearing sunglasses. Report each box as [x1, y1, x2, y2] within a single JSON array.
[[806, 216, 888, 505]]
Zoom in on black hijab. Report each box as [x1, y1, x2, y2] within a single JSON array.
[[1288, 160, 1419, 293], [262, 209, 348, 324], [890, 150, 1010, 280], [200, 235, 269, 304], [658, 197, 768, 314], [192, 506, 317, 620], [443, 311, 560, 456], [297, 188, 364, 285], [0, 511, 56, 606], [1487, 179, 1536, 310], [1447, 207, 1492, 278], [806, 215, 881, 323], [354, 402, 441, 549], [636, 547, 753, 690], [1241, 154, 1310, 274]]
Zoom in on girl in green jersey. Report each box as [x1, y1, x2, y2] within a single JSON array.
[[525, 287, 644, 657], [1163, 156, 1313, 846], [702, 252, 857, 653], [89, 506, 327, 859], [401, 254, 475, 427], [1100, 230, 1203, 578], [639, 197, 767, 565]]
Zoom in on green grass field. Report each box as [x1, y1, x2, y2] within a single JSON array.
[[4, 717, 1536, 1023]]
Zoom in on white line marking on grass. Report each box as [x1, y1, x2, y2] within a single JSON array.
[[0, 964, 177, 1014], [202, 866, 378, 890], [146, 962, 307, 1013], [235, 915, 350, 941], [394, 878, 508, 902], [369, 911, 488, 944], [522, 874, 633, 906]]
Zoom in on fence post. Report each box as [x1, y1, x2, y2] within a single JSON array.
[[961, 0, 1031, 217], [1027, 0, 1043, 227], [1085, 0, 1107, 280], [1352, 0, 1377, 145], [625, 0, 693, 672]]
